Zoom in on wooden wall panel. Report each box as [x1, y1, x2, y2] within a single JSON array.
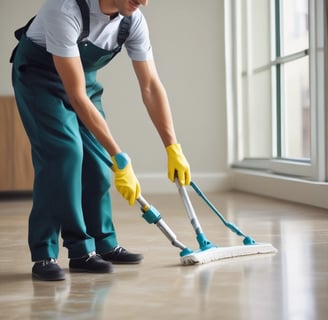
[[0, 96, 33, 191]]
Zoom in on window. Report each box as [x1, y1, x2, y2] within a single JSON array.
[[225, 0, 327, 181]]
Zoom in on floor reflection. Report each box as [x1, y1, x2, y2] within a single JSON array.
[[31, 274, 114, 320], [280, 220, 316, 320]]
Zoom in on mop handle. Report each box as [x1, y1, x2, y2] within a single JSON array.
[[190, 181, 248, 238], [189, 181, 228, 226], [176, 179, 216, 250], [175, 179, 204, 235]]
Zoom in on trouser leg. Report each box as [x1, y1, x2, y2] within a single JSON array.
[[80, 128, 118, 254], [14, 92, 95, 261]]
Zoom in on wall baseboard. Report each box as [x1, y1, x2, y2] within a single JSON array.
[[231, 169, 328, 210]]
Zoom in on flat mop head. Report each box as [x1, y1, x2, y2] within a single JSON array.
[[180, 243, 278, 265]]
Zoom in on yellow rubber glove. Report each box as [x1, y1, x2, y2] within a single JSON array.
[[166, 143, 191, 185], [111, 153, 141, 206]]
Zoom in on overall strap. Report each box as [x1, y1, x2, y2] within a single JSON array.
[[76, 0, 90, 41], [14, 16, 36, 41], [10, 16, 36, 62], [117, 16, 132, 47]]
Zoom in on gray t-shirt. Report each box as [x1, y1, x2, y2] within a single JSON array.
[[26, 0, 153, 61]]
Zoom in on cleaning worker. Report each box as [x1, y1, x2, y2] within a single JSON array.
[[10, 0, 191, 281]]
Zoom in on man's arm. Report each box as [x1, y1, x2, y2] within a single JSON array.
[[52, 55, 121, 156], [132, 59, 178, 147], [132, 59, 190, 185], [53, 54, 141, 205]]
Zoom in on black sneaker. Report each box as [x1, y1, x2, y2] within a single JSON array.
[[101, 246, 144, 264], [69, 251, 113, 273], [32, 259, 66, 281]]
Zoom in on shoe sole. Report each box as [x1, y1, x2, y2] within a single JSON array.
[[109, 259, 144, 264], [32, 273, 66, 281], [69, 268, 114, 274]]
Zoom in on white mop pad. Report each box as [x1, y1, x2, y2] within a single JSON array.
[[180, 243, 278, 265]]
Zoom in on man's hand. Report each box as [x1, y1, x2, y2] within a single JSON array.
[[111, 153, 141, 205], [166, 143, 191, 185]]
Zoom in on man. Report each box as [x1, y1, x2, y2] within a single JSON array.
[[11, 0, 190, 281]]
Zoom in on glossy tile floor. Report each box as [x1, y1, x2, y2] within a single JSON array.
[[0, 190, 327, 320]]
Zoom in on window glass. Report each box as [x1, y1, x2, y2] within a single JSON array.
[[281, 0, 309, 56], [280, 56, 310, 159], [242, 71, 272, 158]]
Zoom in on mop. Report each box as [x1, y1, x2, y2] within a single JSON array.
[[177, 181, 277, 264], [81, 129, 277, 265], [139, 181, 277, 265]]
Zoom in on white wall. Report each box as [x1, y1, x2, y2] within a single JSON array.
[[0, 0, 229, 193]]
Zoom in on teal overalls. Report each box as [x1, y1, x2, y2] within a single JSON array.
[[11, 0, 131, 261]]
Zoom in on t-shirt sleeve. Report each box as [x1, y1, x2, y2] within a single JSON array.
[[125, 13, 153, 61], [42, 9, 81, 57]]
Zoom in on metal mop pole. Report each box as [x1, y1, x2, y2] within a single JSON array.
[[137, 195, 190, 253], [175, 179, 216, 251]]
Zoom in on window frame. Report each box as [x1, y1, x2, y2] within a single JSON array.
[[225, 0, 327, 182]]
